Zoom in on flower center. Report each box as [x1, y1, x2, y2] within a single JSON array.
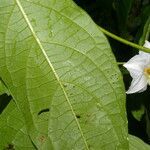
[[144, 68, 150, 77]]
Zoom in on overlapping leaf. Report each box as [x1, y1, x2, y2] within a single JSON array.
[[0, 99, 35, 150]]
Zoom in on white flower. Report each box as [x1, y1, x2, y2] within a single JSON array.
[[123, 40, 150, 94]]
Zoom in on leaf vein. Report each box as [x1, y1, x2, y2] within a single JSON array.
[[15, 0, 89, 149]]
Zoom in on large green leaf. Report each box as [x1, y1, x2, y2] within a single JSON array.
[[0, 99, 35, 150], [0, 0, 128, 149]]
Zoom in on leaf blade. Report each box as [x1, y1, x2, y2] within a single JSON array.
[[0, 0, 128, 149], [15, 0, 89, 149]]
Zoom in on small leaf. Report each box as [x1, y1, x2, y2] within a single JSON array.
[[131, 105, 145, 121]]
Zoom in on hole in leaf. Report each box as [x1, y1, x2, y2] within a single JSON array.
[[4, 143, 15, 150], [38, 108, 50, 115], [0, 94, 12, 114], [76, 114, 81, 119]]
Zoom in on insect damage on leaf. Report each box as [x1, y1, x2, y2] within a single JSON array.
[[4, 144, 15, 150], [76, 114, 81, 119], [38, 108, 50, 115]]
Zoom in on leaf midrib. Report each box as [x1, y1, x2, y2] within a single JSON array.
[[22, 1, 123, 122], [15, 0, 89, 149], [22, 1, 124, 123]]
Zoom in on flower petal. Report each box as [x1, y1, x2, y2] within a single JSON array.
[[139, 41, 150, 62], [124, 40, 150, 94], [123, 55, 147, 79], [138, 85, 147, 93], [123, 63, 143, 78], [126, 75, 147, 94], [123, 41, 150, 76]]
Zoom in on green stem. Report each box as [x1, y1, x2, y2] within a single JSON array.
[[98, 26, 150, 53]]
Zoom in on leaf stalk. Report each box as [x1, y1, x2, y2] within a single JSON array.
[[98, 26, 150, 53]]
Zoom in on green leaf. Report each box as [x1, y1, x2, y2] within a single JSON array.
[[129, 135, 150, 150], [0, 99, 35, 150], [0, 0, 128, 149], [131, 105, 145, 121]]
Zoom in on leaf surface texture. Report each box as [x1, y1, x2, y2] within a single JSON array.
[[0, 0, 128, 149]]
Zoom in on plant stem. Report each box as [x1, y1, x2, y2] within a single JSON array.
[[98, 26, 150, 53]]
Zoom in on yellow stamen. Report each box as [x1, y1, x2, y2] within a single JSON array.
[[144, 68, 150, 76]]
